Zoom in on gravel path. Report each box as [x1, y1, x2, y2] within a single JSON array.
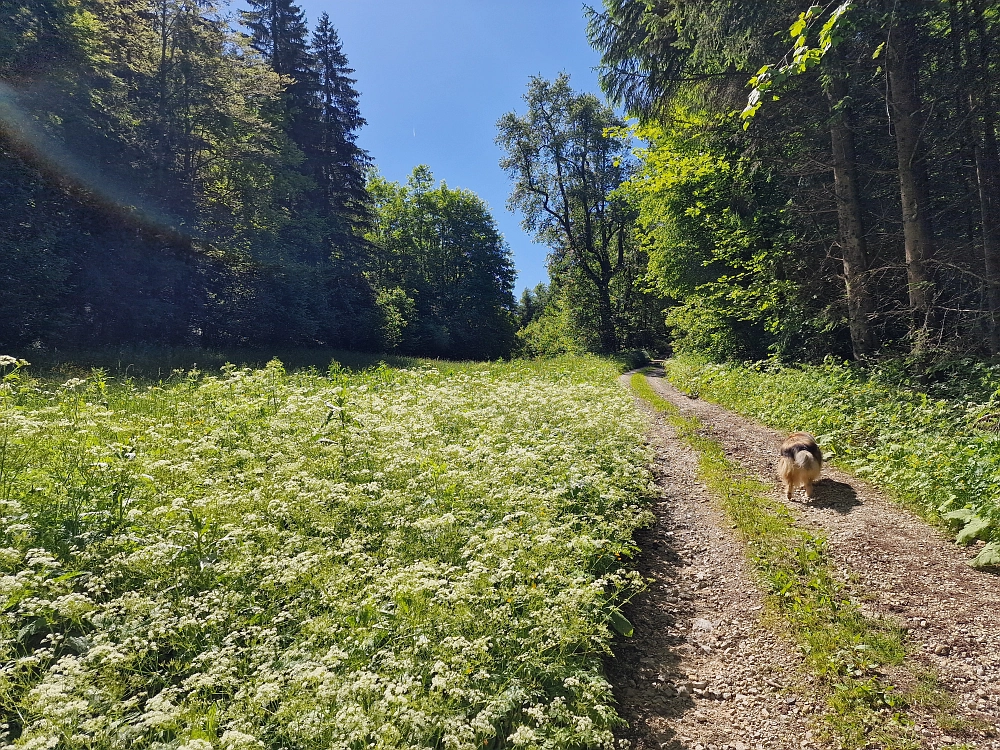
[[609, 375, 827, 750], [609, 371, 1000, 750]]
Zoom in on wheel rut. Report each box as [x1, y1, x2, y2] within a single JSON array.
[[608, 371, 1000, 750]]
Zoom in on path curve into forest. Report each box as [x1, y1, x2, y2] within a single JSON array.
[[608, 369, 1000, 750]]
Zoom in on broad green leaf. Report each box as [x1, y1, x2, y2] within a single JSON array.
[[956, 515, 992, 545], [971, 542, 1000, 569], [608, 608, 634, 637], [944, 508, 976, 528]]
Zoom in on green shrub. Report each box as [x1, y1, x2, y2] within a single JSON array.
[[516, 293, 589, 358], [664, 303, 743, 362]]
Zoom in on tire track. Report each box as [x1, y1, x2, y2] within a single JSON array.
[[609, 375, 826, 750]]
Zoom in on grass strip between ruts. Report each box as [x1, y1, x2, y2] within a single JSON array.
[[630, 372, 958, 750]]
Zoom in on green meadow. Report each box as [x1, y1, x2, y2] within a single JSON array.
[[0, 356, 652, 750]]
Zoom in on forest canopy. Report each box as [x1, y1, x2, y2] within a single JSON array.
[[0, 0, 516, 360], [6, 1, 1000, 364], [583, 0, 1000, 361]]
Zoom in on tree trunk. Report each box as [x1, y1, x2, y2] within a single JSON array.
[[885, 7, 937, 348], [973, 104, 1000, 352], [596, 279, 618, 352], [955, 0, 1000, 352], [827, 75, 876, 358]]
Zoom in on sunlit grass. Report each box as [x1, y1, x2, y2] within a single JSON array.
[[0, 355, 652, 750]]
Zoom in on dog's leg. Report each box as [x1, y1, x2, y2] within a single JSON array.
[[804, 479, 814, 500], [785, 482, 793, 500]]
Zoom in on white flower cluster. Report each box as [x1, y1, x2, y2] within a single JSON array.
[[0, 356, 652, 749]]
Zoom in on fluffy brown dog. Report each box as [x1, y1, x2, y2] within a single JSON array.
[[778, 432, 823, 500]]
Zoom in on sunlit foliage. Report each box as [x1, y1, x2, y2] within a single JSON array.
[[0, 355, 651, 748]]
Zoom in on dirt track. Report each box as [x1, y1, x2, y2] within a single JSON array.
[[609, 370, 1000, 750]]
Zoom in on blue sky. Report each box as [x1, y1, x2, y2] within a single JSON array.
[[292, 0, 606, 291]]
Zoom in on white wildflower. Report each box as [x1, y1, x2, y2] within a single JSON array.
[[507, 726, 538, 746], [220, 730, 265, 750], [254, 682, 282, 705], [524, 704, 546, 723], [51, 593, 94, 619], [13, 736, 59, 750], [138, 690, 182, 728]]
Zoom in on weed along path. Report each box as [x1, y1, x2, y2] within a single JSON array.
[[615, 369, 1000, 750]]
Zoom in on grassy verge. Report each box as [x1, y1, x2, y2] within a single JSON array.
[[631, 372, 943, 750], [661, 356, 1000, 568], [0, 355, 652, 750]]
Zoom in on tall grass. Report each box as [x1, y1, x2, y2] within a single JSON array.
[[0, 355, 652, 750]]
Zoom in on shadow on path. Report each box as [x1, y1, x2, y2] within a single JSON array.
[[604, 497, 695, 749], [805, 479, 860, 514]]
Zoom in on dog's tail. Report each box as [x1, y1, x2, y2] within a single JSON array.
[[793, 450, 818, 471]]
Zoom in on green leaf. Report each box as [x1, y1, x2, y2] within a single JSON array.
[[971, 542, 1000, 569], [16, 619, 41, 643], [956, 515, 991, 545], [943, 508, 975, 528], [872, 42, 886, 59], [608, 608, 634, 637]]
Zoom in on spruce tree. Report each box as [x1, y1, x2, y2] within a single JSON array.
[[311, 12, 371, 238], [242, 0, 317, 148]]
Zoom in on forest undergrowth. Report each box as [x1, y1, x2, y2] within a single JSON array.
[[0, 354, 652, 750], [662, 356, 1000, 569]]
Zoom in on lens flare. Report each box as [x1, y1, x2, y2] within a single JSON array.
[[0, 81, 189, 242]]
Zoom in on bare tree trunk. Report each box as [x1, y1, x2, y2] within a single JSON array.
[[827, 75, 876, 358], [955, 0, 1000, 352], [885, 7, 937, 349], [974, 106, 1000, 352], [596, 274, 618, 352]]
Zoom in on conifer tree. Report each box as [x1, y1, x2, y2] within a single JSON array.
[[310, 12, 371, 239], [242, 0, 317, 147]]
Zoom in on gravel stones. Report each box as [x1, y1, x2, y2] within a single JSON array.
[[607, 374, 824, 749], [632, 371, 1000, 750]]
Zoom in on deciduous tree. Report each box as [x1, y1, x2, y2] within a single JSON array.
[[497, 74, 638, 352]]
